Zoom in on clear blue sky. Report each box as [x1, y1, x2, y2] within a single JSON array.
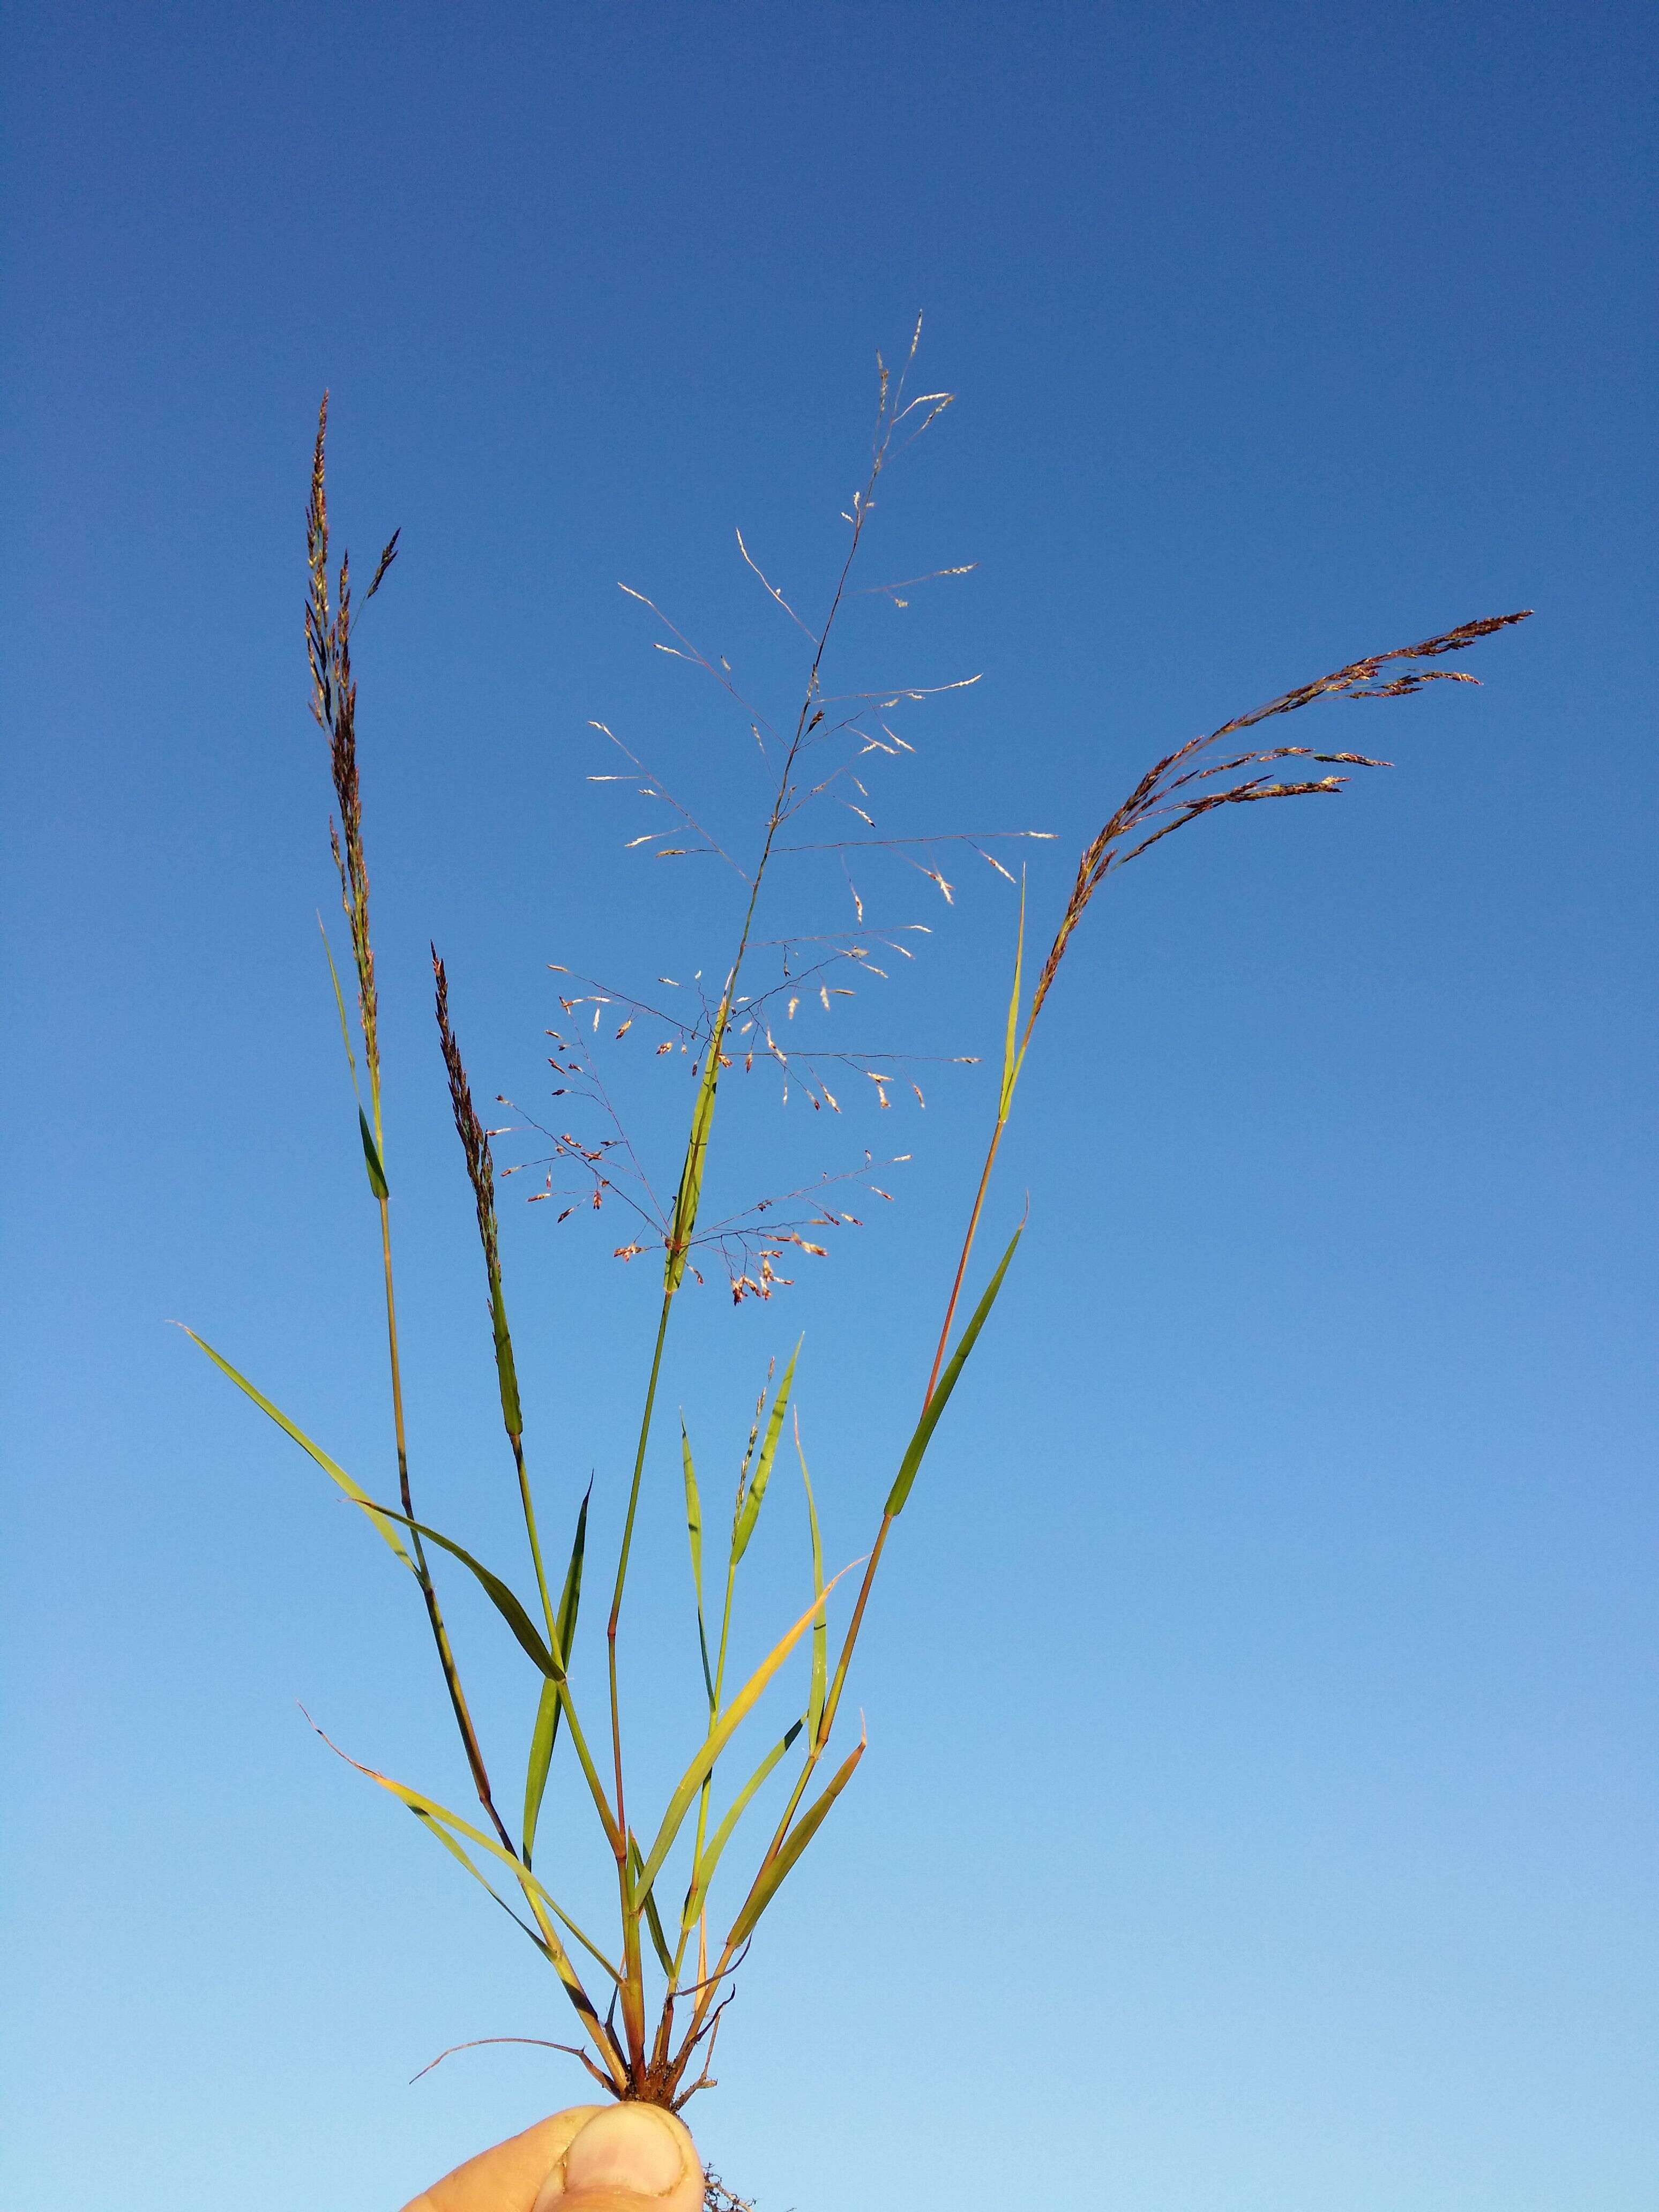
[[3, 6, 1654, 2209]]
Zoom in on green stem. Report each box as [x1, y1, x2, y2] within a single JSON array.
[[755, 1005, 1026, 1871], [776, 987, 1028, 1850], [921, 1115, 1008, 1404], [609, 1291, 675, 1827], [640, 420, 902, 2096], [607, 1290, 674, 2089], [554, 1677, 625, 1860], [386, 1208, 619, 2071]]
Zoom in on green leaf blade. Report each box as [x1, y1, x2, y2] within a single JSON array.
[[634, 1557, 861, 1904], [176, 1326, 413, 1569], [524, 1487, 589, 1863], [358, 1106, 390, 1200], [731, 1338, 802, 1567], [490, 1281, 522, 1434], [885, 1222, 1023, 1519], [368, 1504, 558, 1678], [682, 1424, 714, 1709], [522, 1680, 561, 1869], [679, 1718, 803, 1933], [627, 1834, 677, 1980], [318, 915, 361, 1089], [664, 985, 734, 1292], [552, 1483, 590, 1673], [999, 875, 1027, 1119], [329, 1739, 622, 1990], [796, 1415, 828, 1750], [727, 1728, 866, 1949], [410, 1804, 551, 1957]]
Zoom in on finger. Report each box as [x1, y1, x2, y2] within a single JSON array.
[[533, 2103, 704, 2212], [403, 2105, 604, 2212], [403, 2101, 705, 2212]]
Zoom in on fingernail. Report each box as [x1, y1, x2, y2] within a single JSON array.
[[562, 2104, 688, 2197]]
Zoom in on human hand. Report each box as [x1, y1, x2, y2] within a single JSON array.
[[400, 2102, 705, 2212]]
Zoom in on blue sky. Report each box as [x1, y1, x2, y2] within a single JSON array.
[[3, 5, 1654, 2208]]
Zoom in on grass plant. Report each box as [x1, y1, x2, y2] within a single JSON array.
[[184, 331, 1528, 2114]]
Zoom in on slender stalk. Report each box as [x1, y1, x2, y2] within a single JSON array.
[[611, 341, 905, 1663], [921, 1114, 1009, 1406], [746, 1025, 1018, 1860], [606, 1288, 673, 2087], [609, 1292, 675, 1835], [629, 347, 946, 2090], [612, 681, 840, 2061], [618, 1897, 648, 2085], [551, 1670, 625, 1859], [607, 494, 862, 1985]]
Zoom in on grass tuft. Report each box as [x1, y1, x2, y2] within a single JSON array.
[[186, 349, 1528, 2114]]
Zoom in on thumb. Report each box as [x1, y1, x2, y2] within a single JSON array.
[[533, 2103, 705, 2212]]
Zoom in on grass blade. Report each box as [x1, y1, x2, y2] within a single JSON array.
[[727, 1725, 867, 1948], [318, 1730, 622, 1987], [999, 873, 1027, 1120], [377, 1498, 618, 1854], [319, 910, 388, 1198], [521, 1680, 560, 1867], [553, 1481, 590, 1672], [682, 1422, 705, 1594], [634, 1557, 862, 1904], [489, 1281, 522, 1436], [664, 985, 733, 1292], [175, 1326, 413, 1570], [357, 1107, 390, 1201], [885, 1222, 1023, 1518], [680, 1718, 802, 1933], [795, 1411, 828, 1748], [627, 1833, 677, 1979], [369, 1504, 557, 1678], [731, 1339, 801, 1567], [682, 1423, 715, 1708], [524, 1485, 590, 1863], [410, 1804, 553, 1956], [319, 915, 361, 1086]]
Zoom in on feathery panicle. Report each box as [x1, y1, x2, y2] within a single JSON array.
[[1026, 610, 1532, 1027], [910, 603, 1534, 1423], [307, 394, 383, 1116]]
